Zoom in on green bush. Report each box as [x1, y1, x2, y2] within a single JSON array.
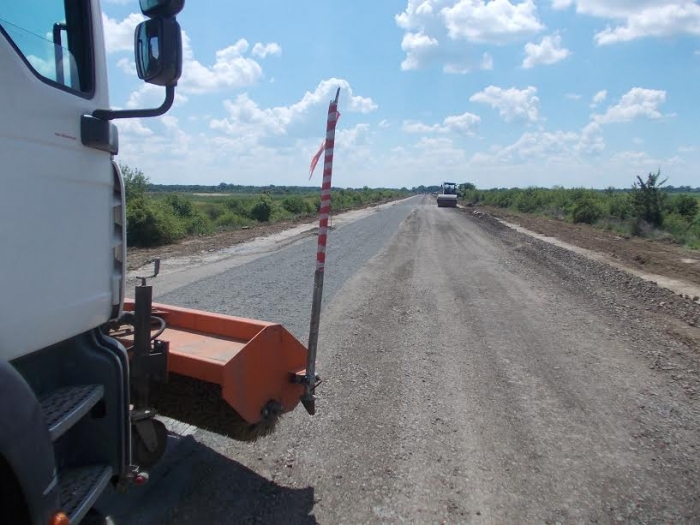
[[198, 202, 226, 221], [631, 170, 666, 227], [282, 196, 314, 215], [688, 215, 700, 249], [164, 194, 214, 236], [183, 213, 214, 236], [608, 193, 632, 220], [673, 195, 699, 220], [664, 212, 700, 248], [126, 197, 185, 247], [250, 197, 273, 222], [664, 212, 689, 237], [514, 188, 544, 213], [214, 212, 254, 229], [572, 198, 603, 224], [121, 164, 149, 201], [224, 197, 252, 217]]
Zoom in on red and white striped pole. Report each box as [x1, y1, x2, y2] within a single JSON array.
[[301, 87, 340, 415]]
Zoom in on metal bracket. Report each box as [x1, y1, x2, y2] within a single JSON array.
[[292, 374, 322, 416], [149, 339, 169, 384], [291, 373, 322, 390], [136, 258, 161, 287]]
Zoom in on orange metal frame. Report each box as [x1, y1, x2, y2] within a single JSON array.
[[120, 300, 308, 423]]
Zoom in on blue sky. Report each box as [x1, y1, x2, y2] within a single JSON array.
[[102, 0, 700, 189]]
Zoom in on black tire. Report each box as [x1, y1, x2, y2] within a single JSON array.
[[0, 457, 31, 525], [81, 508, 117, 525], [131, 418, 168, 468]]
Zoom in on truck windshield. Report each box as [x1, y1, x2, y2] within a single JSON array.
[[0, 0, 92, 93]]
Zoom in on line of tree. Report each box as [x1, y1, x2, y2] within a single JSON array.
[[122, 164, 412, 247], [457, 171, 700, 249], [149, 183, 412, 194]]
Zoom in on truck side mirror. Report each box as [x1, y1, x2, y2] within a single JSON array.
[[89, 0, 184, 121], [135, 18, 182, 87], [140, 0, 185, 18]]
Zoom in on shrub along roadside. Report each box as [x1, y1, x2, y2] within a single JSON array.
[[458, 171, 700, 250], [121, 164, 410, 248]]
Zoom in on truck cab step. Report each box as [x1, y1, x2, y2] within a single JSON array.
[[40, 385, 104, 441], [59, 465, 113, 524]]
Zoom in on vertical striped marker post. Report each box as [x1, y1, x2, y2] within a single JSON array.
[[301, 87, 340, 416]]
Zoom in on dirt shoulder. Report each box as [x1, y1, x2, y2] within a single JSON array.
[[477, 205, 700, 290], [127, 197, 408, 271]]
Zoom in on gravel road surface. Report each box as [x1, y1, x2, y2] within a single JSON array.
[[154, 196, 420, 341], [103, 195, 700, 524]]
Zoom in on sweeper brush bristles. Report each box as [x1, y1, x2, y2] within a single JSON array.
[[149, 374, 281, 442]]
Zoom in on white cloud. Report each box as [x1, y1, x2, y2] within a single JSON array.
[[251, 42, 282, 58], [444, 62, 471, 74], [26, 54, 55, 78], [210, 78, 377, 139], [592, 88, 667, 124], [400, 32, 440, 71], [378, 119, 391, 129], [472, 121, 604, 164], [612, 151, 653, 163], [395, 0, 543, 71], [498, 129, 579, 161], [402, 110, 481, 135], [566, 93, 583, 100], [443, 111, 482, 134], [590, 89, 607, 108], [522, 34, 571, 68], [395, 137, 469, 170], [553, 0, 700, 45], [470, 85, 540, 123], [577, 122, 605, 154], [402, 121, 441, 133], [102, 13, 144, 54], [125, 83, 189, 109], [116, 57, 135, 75], [337, 124, 371, 146], [117, 118, 154, 137], [481, 52, 494, 70], [179, 35, 263, 94], [440, 0, 544, 43]]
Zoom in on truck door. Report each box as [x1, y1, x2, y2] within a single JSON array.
[[0, 0, 121, 360]]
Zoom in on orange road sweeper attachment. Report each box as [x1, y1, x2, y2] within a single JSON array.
[[105, 260, 321, 469]]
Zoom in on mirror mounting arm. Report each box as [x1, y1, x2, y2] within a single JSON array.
[[92, 84, 175, 121]]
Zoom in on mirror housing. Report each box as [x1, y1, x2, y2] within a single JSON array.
[[140, 0, 184, 18], [89, 0, 183, 121], [134, 17, 182, 86]]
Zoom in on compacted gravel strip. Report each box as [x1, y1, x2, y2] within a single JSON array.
[[156, 196, 420, 341]]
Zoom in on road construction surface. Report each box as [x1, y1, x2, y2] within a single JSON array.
[[103, 195, 700, 523]]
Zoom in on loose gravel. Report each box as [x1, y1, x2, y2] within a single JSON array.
[[469, 207, 700, 396]]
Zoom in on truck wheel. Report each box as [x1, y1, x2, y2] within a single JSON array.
[[131, 418, 168, 468], [82, 508, 116, 525], [0, 457, 31, 525]]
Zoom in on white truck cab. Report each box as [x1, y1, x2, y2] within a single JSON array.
[[0, 1, 184, 523]]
